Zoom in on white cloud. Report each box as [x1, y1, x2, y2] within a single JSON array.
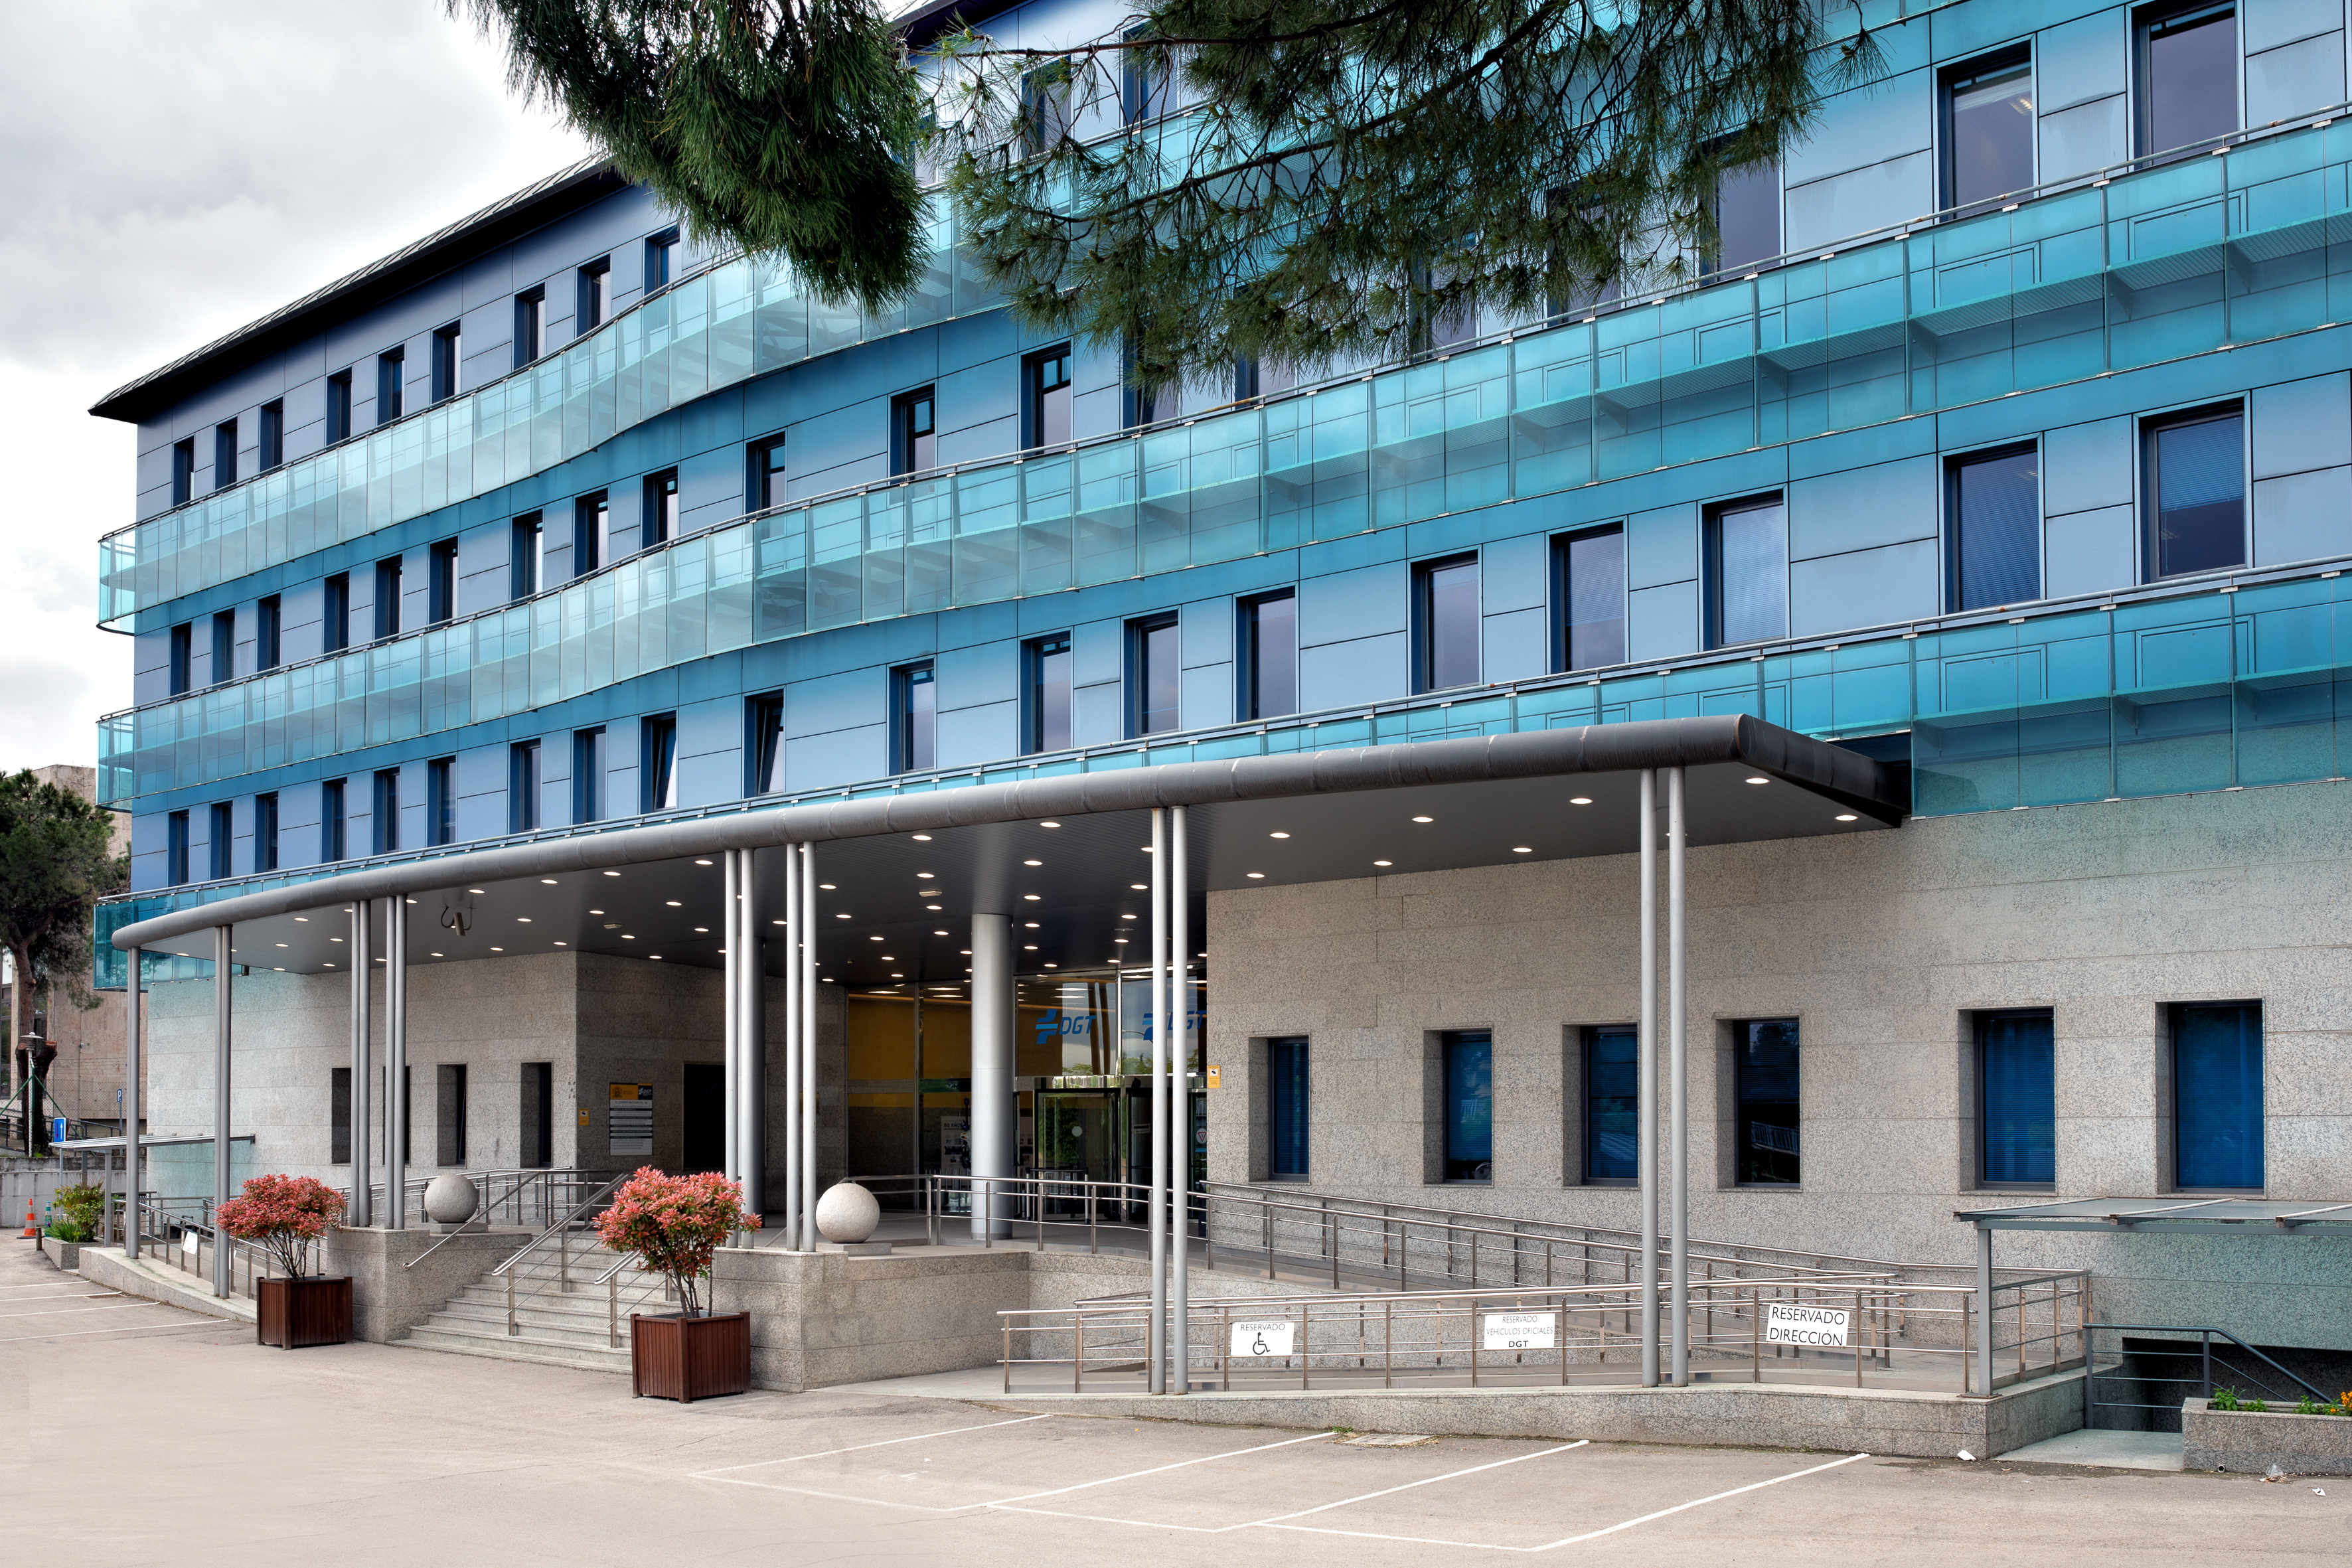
[[0, 0, 591, 773]]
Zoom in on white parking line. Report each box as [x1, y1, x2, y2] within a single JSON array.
[[694, 1413, 1052, 1476], [982, 1430, 1334, 1506], [0, 1301, 167, 1322], [0, 1291, 126, 1308], [1248, 1441, 1590, 1527], [0, 1317, 223, 1344]]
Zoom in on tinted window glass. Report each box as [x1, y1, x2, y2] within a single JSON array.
[[1735, 1019, 1800, 1185], [1245, 593, 1296, 718], [1422, 556, 1480, 690], [1562, 528, 1626, 670], [1948, 57, 2035, 210], [1711, 499, 1787, 645], [2143, 5, 2238, 156], [1584, 1026, 1638, 1182], [1137, 615, 1180, 734], [1030, 635, 1073, 751], [1952, 447, 2041, 610], [1267, 1037, 1309, 1178], [898, 665, 935, 771], [1980, 1010, 2056, 1186], [1443, 1031, 1492, 1182], [2148, 412, 2244, 577], [1712, 159, 1780, 274], [2176, 1003, 2262, 1189]]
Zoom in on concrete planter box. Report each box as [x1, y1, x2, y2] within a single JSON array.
[[2184, 1397, 2352, 1476], [39, 1235, 94, 1271]]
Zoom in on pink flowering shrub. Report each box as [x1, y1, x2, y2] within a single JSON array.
[[214, 1174, 347, 1279], [592, 1168, 759, 1316]]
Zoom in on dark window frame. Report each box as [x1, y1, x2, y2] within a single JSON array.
[[1238, 590, 1297, 720], [1940, 45, 2036, 217], [1413, 552, 1482, 694], [165, 809, 191, 887], [1733, 1018, 1802, 1188], [573, 727, 606, 823], [2136, 1, 2241, 161], [321, 779, 346, 863], [1552, 525, 1628, 673], [1581, 1024, 1640, 1186], [323, 573, 351, 653], [2142, 402, 2247, 582], [1946, 442, 2044, 611], [428, 538, 458, 624], [256, 595, 281, 672], [574, 491, 608, 576], [641, 713, 680, 814], [1704, 493, 1788, 649], [643, 468, 679, 550], [210, 609, 236, 686], [892, 386, 938, 477], [437, 1063, 469, 1166], [1975, 1008, 2057, 1190], [747, 693, 785, 795], [253, 791, 279, 875], [426, 757, 456, 848], [325, 370, 353, 445], [1439, 1029, 1494, 1184], [213, 419, 237, 489], [374, 556, 402, 640], [376, 347, 404, 426], [747, 431, 788, 512], [1022, 632, 1075, 755], [258, 400, 284, 471], [646, 228, 681, 292], [891, 663, 937, 774], [578, 256, 612, 333], [511, 512, 543, 599], [1703, 152, 1783, 277], [1266, 1036, 1310, 1180], [1023, 344, 1075, 450], [207, 801, 232, 881], [513, 287, 546, 368], [2171, 1000, 2266, 1192], [167, 622, 193, 696], [1129, 611, 1182, 738], [372, 767, 400, 855], [430, 321, 461, 403], [510, 740, 542, 834], [170, 438, 196, 506]]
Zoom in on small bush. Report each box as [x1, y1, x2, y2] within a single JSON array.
[[2213, 1387, 2241, 1411], [215, 1174, 347, 1278], [592, 1167, 759, 1317], [48, 1184, 106, 1243]]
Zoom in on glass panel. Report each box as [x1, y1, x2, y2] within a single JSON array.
[[1249, 594, 1296, 718], [1978, 1011, 2055, 1186], [1443, 1031, 1492, 1182], [1565, 528, 1626, 669], [1583, 1026, 1638, 1182], [2175, 1003, 2264, 1189], [1140, 618, 1180, 734], [1034, 637, 1073, 751], [1949, 58, 2036, 210], [1735, 1019, 1800, 1185], [2150, 413, 2244, 577], [904, 666, 935, 771], [1714, 501, 1787, 645], [1425, 558, 1481, 688], [1714, 159, 1781, 274], [1267, 1037, 1308, 1178], [2144, 6, 2239, 157], [1953, 447, 2041, 610]]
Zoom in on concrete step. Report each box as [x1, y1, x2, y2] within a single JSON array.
[[445, 1285, 672, 1320], [396, 1322, 632, 1373], [425, 1300, 652, 1349]]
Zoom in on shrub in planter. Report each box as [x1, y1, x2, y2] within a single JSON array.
[[47, 1183, 106, 1243], [216, 1174, 352, 1349], [593, 1167, 761, 1401]]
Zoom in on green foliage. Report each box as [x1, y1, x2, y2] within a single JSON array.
[[2212, 1387, 2241, 1410], [0, 772, 127, 1048], [448, 0, 931, 311], [48, 1183, 106, 1243]]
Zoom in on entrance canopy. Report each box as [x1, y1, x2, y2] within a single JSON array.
[[1958, 1197, 2352, 1234], [110, 715, 1901, 988]]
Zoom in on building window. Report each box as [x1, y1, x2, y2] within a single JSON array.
[[321, 779, 346, 862], [1978, 1009, 2056, 1189], [1734, 1019, 1801, 1186], [647, 228, 680, 291], [373, 768, 400, 854], [892, 663, 936, 773], [2140, 2, 2238, 159], [511, 512, 543, 599], [514, 287, 545, 367], [2175, 1002, 2263, 1190], [747, 694, 785, 793], [1949, 445, 2042, 611], [1944, 49, 2034, 214], [578, 257, 611, 333], [510, 740, 541, 833], [1441, 1030, 1493, 1182], [748, 433, 788, 511], [208, 801, 232, 881], [171, 438, 196, 506], [1239, 591, 1297, 720], [1024, 633, 1074, 753], [1131, 611, 1181, 736], [1121, 27, 1166, 124], [376, 348, 404, 426], [573, 728, 605, 823], [1706, 495, 1787, 647], [437, 1063, 469, 1166], [323, 573, 351, 654], [2144, 406, 2245, 579], [1707, 156, 1781, 275], [326, 370, 353, 444], [892, 387, 937, 476], [256, 595, 281, 672], [642, 714, 679, 813], [574, 492, 607, 576], [210, 610, 236, 686], [214, 419, 237, 489], [1267, 1037, 1309, 1179], [253, 792, 279, 874], [429, 539, 458, 624], [258, 401, 284, 472], [1123, 336, 1156, 429], [430, 323, 461, 403], [644, 469, 679, 549], [1415, 553, 1481, 692], [1024, 345, 1073, 449], [166, 810, 190, 886], [1407, 261, 1477, 355], [426, 757, 456, 846], [1234, 356, 1297, 402], [522, 1061, 554, 1169], [168, 622, 193, 696], [1555, 526, 1626, 672], [1582, 1025, 1639, 1184], [331, 1069, 351, 1164], [1020, 60, 1075, 154], [374, 556, 402, 639]]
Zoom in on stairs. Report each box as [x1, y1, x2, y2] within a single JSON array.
[[396, 1249, 677, 1373]]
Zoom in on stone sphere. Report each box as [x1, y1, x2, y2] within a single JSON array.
[[814, 1181, 881, 1243], [423, 1172, 480, 1225]]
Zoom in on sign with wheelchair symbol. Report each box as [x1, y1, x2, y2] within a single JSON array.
[[1481, 1312, 1557, 1351], [1230, 1318, 1296, 1358]]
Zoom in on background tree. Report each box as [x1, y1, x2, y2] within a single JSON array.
[[0, 771, 127, 1103], [454, 0, 1879, 396]]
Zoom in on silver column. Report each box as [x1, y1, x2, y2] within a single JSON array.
[[212, 923, 233, 1297], [738, 848, 766, 1215], [1147, 806, 1168, 1394], [724, 849, 741, 1184], [349, 901, 371, 1229], [1638, 769, 1658, 1387], [386, 898, 408, 1229], [1170, 805, 1192, 1394], [1974, 1225, 1996, 1397], [781, 841, 801, 1245], [798, 843, 817, 1251], [1668, 765, 1689, 1385], [123, 947, 141, 1259], [969, 908, 1014, 1243]]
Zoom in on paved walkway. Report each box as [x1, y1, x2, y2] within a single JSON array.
[[4, 1237, 2340, 1566]]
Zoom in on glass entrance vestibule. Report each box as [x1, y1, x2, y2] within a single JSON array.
[[846, 967, 1206, 1211]]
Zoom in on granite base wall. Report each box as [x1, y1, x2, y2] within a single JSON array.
[[2184, 1397, 2352, 1474]]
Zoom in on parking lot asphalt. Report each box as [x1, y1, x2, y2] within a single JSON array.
[[2, 1239, 2339, 1567]]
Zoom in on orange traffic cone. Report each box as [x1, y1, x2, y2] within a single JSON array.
[[20, 1203, 35, 1239]]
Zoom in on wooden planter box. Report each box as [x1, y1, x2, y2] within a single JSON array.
[[631, 1311, 751, 1403], [255, 1276, 354, 1350]]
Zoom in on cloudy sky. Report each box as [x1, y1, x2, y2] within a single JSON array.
[[0, 2, 591, 773]]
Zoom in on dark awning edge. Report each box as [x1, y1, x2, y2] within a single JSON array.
[[110, 714, 1899, 953]]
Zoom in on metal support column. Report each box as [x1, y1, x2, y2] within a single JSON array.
[[1975, 1224, 1996, 1397], [386, 898, 407, 1229], [738, 848, 766, 1215], [349, 901, 371, 1229], [781, 840, 801, 1244], [1170, 805, 1191, 1394], [1637, 769, 1658, 1386], [1668, 766, 1689, 1385], [798, 843, 817, 1251], [724, 849, 741, 1184], [123, 947, 141, 1259], [970, 909, 1014, 1243], [1148, 806, 1168, 1394], [212, 924, 233, 1297]]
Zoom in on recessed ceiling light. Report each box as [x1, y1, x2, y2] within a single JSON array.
[[517, 917, 532, 923], [1373, 860, 1393, 867], [772, 919, 786, 925], [295, 917, 308, 922], [1246, 872, 1265, 879], [620, 935, 633, 941], [925, 903, 942, 911], [275, 943, 288, 948], [1114, 937, 1129, 944], [589, 909, 604, 915], [1024, 944, 1038, 951], [1512, 846, 1533, 854], [869, 935, 884, 942], [1040, 821, 1061, 828], [488, 947, 502, 953], [663, 900, 681, 907], [331, 937, 344, 943], [1023, 894, 1041, 901], [961, 949, 971, 955], [1569, 797, 1592, 806], [324, 962, 337, 968], [1745, 775, 1769, 785], [911, 834, 932, 841], [1024, 921, 1040, 929], [836, 913, 852, 919], [820, 883, 836, 891], [430, 953, 443, 959], [915, 871, 935, 878], [540, 878, 558, 885], [1269, 831, 1290, 839], [603, 870, 621, 878], [1131, 882, 1148, 890], [933, 929, 949, 935], [694, 927, 710, 933], [694, 858, 713, 866], [1023, 858, 1043, 866], [890, 971, 903, 977], [1042, 963, 1058, 969], [1412, 815, 1433, 823], [555, 941, 569, 946], [1140, 846, 1153, 852], [1835, 813, 1859, 823], [272, 966, 284, 972]]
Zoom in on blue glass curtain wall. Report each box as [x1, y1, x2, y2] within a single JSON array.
[[1977, 1009, 2056, 1187], [1442, 1031, 1492, 1183], [1583, 1026, 1638, 1182], [1266, 1036, 1309, 1179], [2174, 1003, 2264, 1190]]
